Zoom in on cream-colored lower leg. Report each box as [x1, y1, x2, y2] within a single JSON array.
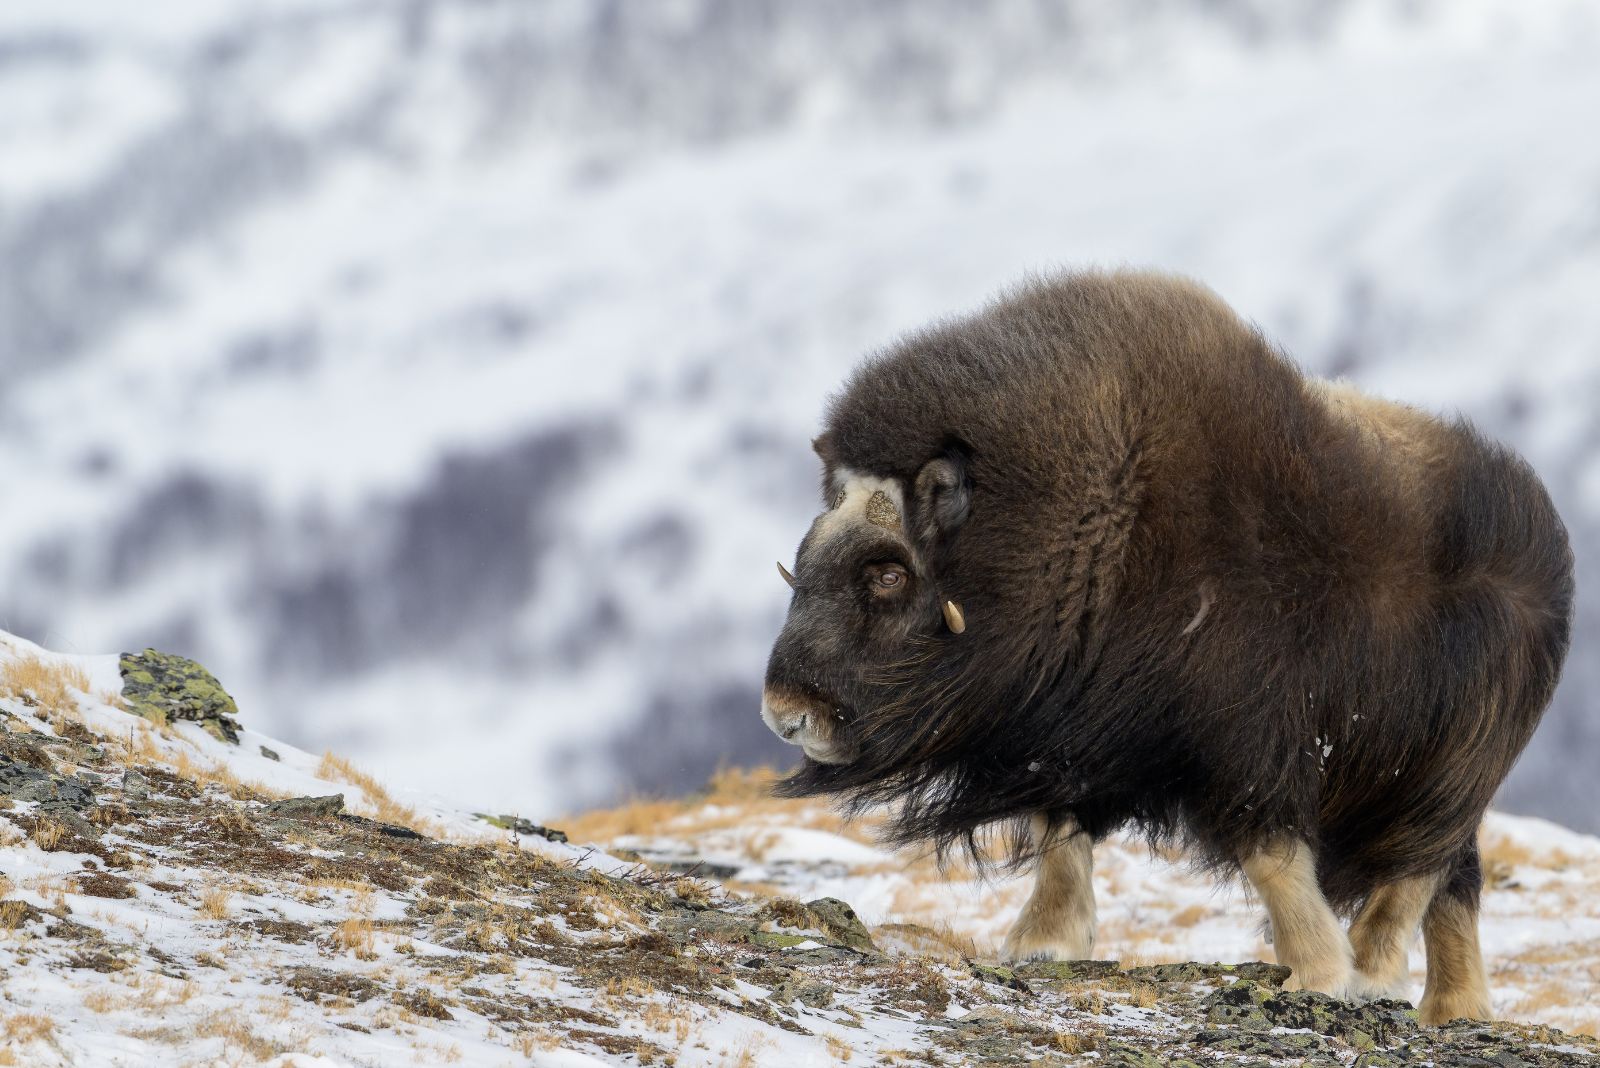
[[1001, 815, 1096, 962], [1348, 873, 1440, 1002], [1418, 894, 1492, 1025], [1241, 839, 1354, 998]]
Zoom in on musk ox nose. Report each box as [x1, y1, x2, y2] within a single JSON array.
[[760, 685, 859, 765], [760, 687, 812, 744]]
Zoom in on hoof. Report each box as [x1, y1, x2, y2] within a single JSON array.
[[1347, 970, 1411, 1004], [1000, 931, 1094, 965], [1282, 964, 1356, 1002]]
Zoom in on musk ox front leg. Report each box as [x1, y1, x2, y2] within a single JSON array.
[[1241, 839, 1353, 998], [1001, 815, 1096, 963]]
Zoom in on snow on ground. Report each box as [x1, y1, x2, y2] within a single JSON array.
[[3, 629, 1598, 1067], [570, 777, 1600, 1039]]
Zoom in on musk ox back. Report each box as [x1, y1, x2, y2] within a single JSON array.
[[760, 270, 1573, 1025]]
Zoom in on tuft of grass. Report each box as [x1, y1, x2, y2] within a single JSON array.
[[722, 1035, 770, 1068], [192, 1013, 283, 1060], [28, 817, 66, 852], [1170, 903, 1210, 928], [0, 901, 29, 934], [335, 917, 377, 960], [604, 975, 656, 1000], [196, 884, 233, 921], [316, 752, 440, 837], [1, 1012, 56, 1045], [824, 1033, 854, 1062], [81, 989, 120, 1014], [0, 655, 89, 719], [512, 1031, 561, 1056], [642, 999, 694, 1044], [1048, 1030, 1098, 1054]]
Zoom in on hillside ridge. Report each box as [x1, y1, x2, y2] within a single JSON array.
[[1, 632, 1596, 1065]]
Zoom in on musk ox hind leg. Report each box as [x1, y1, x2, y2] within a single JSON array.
[[1347, 873, 1442, 1002], [1001, 815, 1096, 963], [1241, 839, 1353, 998], [1418, 841, 1492, 1025]]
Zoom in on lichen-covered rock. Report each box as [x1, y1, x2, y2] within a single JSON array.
[[119, 648, 242, 743], [1259, 988, 1417, 1048], [474, 813, 569, 843], [264, 794, 345, 819], [770, 976, 835, 1009], [805, 896, 879, 953], [0, 752, 94, 811], [1128, 960, 1291, 986], [1017, 958, 1123, 983], [1204, 977, 1273, 1027]]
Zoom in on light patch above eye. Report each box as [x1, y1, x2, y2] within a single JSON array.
[[813, 468, 912, 548]]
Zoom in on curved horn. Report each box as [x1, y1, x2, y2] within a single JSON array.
[[777, 561, 797, 589], [943, 599, 966, 634]]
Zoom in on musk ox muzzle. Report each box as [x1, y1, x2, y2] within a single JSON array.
[[759, 682, 860, 765]]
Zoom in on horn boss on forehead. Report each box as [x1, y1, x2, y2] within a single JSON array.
[[864, 490, 900, 530]]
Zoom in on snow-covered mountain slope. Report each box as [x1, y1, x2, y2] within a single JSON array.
[[1, 0, 1597, 826], [2, 632, 1597, 1066]]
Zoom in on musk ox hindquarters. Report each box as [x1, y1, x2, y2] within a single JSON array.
[[760, 270, 1574, 1025]]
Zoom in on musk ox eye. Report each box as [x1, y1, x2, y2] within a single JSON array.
[[872, 564, 908, 591]]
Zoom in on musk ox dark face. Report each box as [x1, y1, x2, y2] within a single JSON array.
[[762, 458, 970, 766]]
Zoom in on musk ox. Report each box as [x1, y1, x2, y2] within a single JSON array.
[[760, 270, 1573, 1025]]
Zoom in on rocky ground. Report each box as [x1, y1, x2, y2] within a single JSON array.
[[2, 631, 1597, 1066]]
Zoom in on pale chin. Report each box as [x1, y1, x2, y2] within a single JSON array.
[[801, 742, 856, 766]]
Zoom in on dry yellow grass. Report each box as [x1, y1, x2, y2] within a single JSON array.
[[824, 1033, 854, 1062], [1170, 903, 1210, 927], [192, 1012, 283, 1060], [603, 975, 656, 1000], [169, 748, 289, 802], [196, 884, 233, 921], [111, 721, 167, 767], [561, 765, 881, 847], [1481, 831, 1576, 887], [512, 1030, 562, 1056], [28, 817, 65, 852], [1509, 979, 1580, 1018], [316, 752, 440, 837], [1502, 939, 1600, 970], [335, 917, 377, 960], [1047, 1030, 1097, 1054], [81, 989, 120, 1014], [722, 1035, 770, 1068], [872, 922, 975, 965], [642, 999, 694, 1044], [0, 655, 89, 718], [1, 1012, 56, 1044]]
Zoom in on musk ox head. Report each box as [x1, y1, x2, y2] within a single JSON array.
[[761, 440, 971, 768]]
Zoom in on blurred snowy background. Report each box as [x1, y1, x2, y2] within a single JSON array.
[[1, 0, 1596, 828]]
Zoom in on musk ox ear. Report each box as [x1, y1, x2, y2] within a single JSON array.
[[811, 432, 838, 464], [913, 450, 971, 545]]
